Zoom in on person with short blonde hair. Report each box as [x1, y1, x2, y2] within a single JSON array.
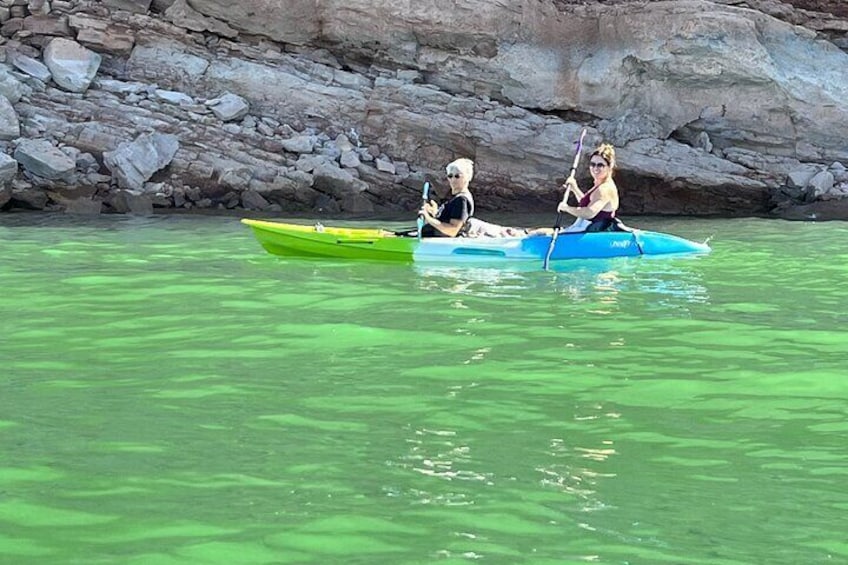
[[420, 158, 476, 237], [447, 158, 474, 181]]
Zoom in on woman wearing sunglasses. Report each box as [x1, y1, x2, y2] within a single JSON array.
[[557, 143, 620, 233], [419, 158, 476, 237]]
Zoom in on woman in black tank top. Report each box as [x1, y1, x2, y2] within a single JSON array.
[[420, 158, 475, 237]]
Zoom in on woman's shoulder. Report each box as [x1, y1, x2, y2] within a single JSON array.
[[599, 179, 619, 193], [452, 191, 474, 206]]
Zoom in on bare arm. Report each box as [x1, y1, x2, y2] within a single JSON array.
[[566, 178, 585, 201], [557, 176, 583, 209]]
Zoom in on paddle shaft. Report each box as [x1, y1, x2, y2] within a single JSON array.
[[557, 128, 588, 226], [543, 128, 587, 270], [416, 181, 430, 240]]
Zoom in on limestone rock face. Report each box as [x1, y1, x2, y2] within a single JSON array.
[[114, 0, 841, 217], [187, 0, 848, 163], [103, 0, 153, 14], [126, 39, 209, 85], [69, 14, 137, 55], [185, 0, 318, 44], [1, 0, 847, 217], [164, 0, 238, 38]]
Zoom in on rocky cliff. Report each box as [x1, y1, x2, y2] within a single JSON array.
[[0, 0, 846, 219]]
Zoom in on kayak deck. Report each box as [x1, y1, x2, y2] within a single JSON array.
[[241, 219, 710, 263], [241, 219, 417, 261]]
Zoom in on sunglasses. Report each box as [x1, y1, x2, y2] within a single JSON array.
[[589, 161, 608, 169], [446, 173, 462, 179]]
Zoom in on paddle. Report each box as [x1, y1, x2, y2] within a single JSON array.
[[416, 181, 430, 240], [543, 128, 587, 270]]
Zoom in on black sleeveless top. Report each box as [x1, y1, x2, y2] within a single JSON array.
[[421, 191, 474, 237]]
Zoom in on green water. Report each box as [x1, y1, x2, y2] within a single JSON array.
[[1, 214, 846, 565]]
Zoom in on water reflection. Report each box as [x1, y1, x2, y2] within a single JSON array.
[[536, 403, 622, 517], [414, 265, 533, 299], [386, 426, 490, 508], [413, 256, 710, 310]]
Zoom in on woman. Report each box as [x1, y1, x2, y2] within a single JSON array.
[[420, 157, 476, 237], [557, 143, 620, 233]]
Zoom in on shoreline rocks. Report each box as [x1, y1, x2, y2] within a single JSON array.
[[0, 0, 845, 219]]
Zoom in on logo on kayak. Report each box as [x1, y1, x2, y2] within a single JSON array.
[[610, 240, 631, 248]]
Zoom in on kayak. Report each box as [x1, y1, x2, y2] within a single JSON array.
[[241, 219, 710, 263]]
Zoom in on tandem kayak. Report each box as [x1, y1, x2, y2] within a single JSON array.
[[241, 219, 710, 263]]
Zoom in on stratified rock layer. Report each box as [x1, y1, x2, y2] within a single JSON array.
[[0, 0, 845, 218]]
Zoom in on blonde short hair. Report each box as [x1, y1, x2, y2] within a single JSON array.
[[445, 158, 474, 182]]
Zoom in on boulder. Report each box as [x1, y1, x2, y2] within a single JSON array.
[[0, 66, 31, 103], [805, 170, 835, 201], [23, 15, 73, 36], [62, 198, 103, 215], [241, 189, 270, 210], [294, 154, 329, 173], [48, 185, 103, 216], [339, 150, 360, 168], [0, 95, 20, 140], [153, 88, 194, 105], [27, 1, 50, 17], [109, 190, 154, 214], [10, 186, 49, 210], [312, 162, 368, 198], [103, 132, 180, 190], [42, 38, 102, 93], [0, 152, 17, 185], [375, 158, 396, 174], [787, 166, 820, 189], [8, 51, 52, 82], [281, 134, 317, 154], [94, 79, 148, 95], [218, 167, 251, 190], [340, 192, 374, 213], [13, 138, 75, 180], [206, 92, 249, 122]]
